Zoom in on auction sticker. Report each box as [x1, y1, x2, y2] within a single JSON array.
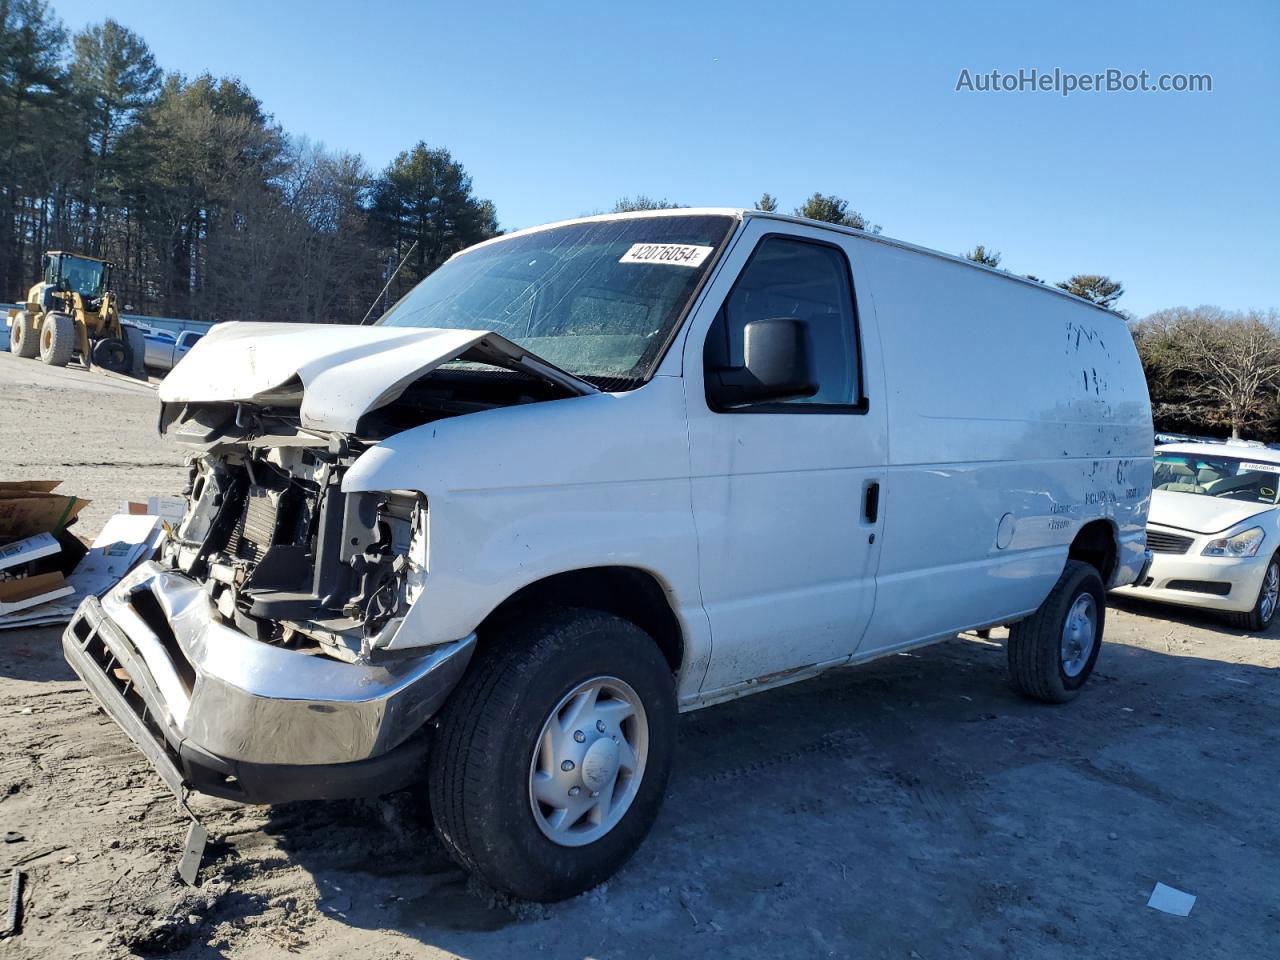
[[619, 243, 713, 268]]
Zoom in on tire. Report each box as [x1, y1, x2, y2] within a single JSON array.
[[91, 336, 130, 373], [1227, 553, 1280, 633], [39, 312, 76, 366], [123, 326, 147, 379], [9, 311, 38, 358], [1007, 560, 1105, 703], [428, 607, 677, 902]]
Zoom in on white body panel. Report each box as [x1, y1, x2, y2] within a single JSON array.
[[677, 218, 888, 694], [852, 237, 1151, 654], [344, 379, 715, 698], [167, 209, 1154, 710]]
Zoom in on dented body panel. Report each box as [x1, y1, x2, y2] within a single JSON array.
[[158, 323, 596, 432]]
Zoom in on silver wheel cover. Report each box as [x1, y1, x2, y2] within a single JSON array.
[[528, 676, 649, 847], [1060, 592, 1097, 678]]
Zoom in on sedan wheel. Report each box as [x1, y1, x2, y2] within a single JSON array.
[[1228, 554, 1280, 633], [1260, 562, 1279, 625]]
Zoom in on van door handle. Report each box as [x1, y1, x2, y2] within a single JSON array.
[[864, 481, 880, 524]]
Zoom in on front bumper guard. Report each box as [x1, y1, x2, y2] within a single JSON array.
[[62, 561, 474, 803]]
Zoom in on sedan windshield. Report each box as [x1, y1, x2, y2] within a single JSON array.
[[1154, 452, 1280, 505], [378, 214, 735, 381]]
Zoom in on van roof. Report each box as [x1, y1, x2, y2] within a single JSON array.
[[465, 207, 1122, 317]]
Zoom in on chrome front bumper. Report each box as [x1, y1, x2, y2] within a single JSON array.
[[62, 561, 474, 803]]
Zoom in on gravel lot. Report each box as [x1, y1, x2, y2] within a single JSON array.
[[2, 352, 1278, 959]]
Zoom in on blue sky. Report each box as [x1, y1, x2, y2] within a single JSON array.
[[51, 0, 1279, 317]]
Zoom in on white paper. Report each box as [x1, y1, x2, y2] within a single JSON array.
[[618, 243, 713, 268], [66, 513, 165, 599], [0, 532, 61, 572], [1147, 882, 1195, 916], [149, 496, 187, 524]]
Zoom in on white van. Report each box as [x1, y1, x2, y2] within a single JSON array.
[[63, 209, 1153, 901]]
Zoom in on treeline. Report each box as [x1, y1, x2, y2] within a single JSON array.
[[1133, 307, 1280, 442], [0, 2, 498, 324]]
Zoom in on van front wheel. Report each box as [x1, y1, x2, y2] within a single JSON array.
[[427, 608, 677, 902], [1006, 560, 1105, 703]]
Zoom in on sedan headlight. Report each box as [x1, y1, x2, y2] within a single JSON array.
[[1202, 526, 1266, 558]]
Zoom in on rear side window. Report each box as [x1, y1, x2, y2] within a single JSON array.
[[704, 236, 861, 408]]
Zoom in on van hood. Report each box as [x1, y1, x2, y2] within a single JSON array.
[[1148, 488, 1274, 535], [156, 322, 597, 432]]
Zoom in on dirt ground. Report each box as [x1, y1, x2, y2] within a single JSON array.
[[2, 352, 1278, 959]]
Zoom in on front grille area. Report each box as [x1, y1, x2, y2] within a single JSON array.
[[1147, 528, 1194, 555], [66, 600, 185, 787]]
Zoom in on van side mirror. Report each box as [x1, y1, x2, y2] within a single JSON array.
[[708, 317, 817, 407]]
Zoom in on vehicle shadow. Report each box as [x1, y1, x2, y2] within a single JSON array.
[[1108, 592, 1279, 639], [187, 627, 1280, 960]]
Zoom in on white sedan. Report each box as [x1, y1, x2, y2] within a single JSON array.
[[1114, 442, 1280, 630]]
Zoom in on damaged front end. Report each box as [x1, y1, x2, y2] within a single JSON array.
[[62, 324, 595, 804], [163, 404, 426, 663]]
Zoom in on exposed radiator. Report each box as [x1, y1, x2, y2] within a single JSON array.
[[225, 486, 280, 562]]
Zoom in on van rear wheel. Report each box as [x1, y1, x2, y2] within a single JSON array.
[[427, 608, 676, 902], [1006, 560, 1104, 703]]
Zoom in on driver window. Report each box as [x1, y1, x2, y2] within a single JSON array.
[[704, 236, 861, 408]]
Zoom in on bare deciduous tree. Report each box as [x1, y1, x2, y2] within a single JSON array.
[[1134, 307, 1280, 439]]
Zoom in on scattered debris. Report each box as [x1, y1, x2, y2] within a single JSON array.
[[2, 868, 22, 938], [59, 855, 78, 865], [123, 496, 186, 525], [176, 821, 207, 887], [7, 844, 67, 868], [0, 532, 61, 570], [1147, 882, 1195, 916], [2, 833, 22, 844], [0, 481, 89, 628], [0, 500, 166, 630], [0, 480, 88, 539], [66, 513, 166, 599]]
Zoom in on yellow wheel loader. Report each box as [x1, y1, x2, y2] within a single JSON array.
[[6, 251, 138, 372]]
